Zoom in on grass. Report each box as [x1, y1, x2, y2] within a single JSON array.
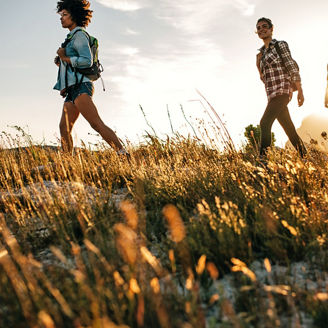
[[0, 125, 328, 327]]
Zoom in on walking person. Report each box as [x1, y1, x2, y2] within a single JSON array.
[[54, 0, 128, 156], [256, 17, 306, 157]]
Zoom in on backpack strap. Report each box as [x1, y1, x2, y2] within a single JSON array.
[[61, 28, 87, 91], [74, 31, 91, 88], [61, 28, 83, 48], [274, 42, 284, 65]]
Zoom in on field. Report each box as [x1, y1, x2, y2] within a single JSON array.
[[0, 125, 328, 328]]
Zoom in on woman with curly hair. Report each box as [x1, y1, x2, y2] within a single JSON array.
[[54, 0, 128, 155]]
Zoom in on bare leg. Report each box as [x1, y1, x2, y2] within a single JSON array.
[[59, 101, 80, 153], [74, 94, 123, 150]]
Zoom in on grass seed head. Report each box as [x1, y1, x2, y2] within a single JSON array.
[[120, 200, 138, 231], [163, 204, 186, 243]]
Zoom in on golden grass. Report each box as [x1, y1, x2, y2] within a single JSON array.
[[0, 128, 328, 327]]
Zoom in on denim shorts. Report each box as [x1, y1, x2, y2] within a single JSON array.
[[64, 82, 94, 104]]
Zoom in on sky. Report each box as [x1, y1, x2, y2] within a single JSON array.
[[1, 0, 328, 149]]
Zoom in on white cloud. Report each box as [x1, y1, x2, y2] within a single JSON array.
[[96, 0, 256, 19], [234, 0, 256, 16], [95, 0, 149, 11], [124, 28, 140, 35], [96, 0, 259, 139], [105, 38, 225, 107], [118, 47, 140, 56], [153, 0, 257, 34]]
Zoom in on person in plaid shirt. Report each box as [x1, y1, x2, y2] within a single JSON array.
[[256, 17, 306, 157]]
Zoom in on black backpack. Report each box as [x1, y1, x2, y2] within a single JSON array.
[[62, 29, 105, 91]]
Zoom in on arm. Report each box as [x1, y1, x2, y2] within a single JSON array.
[[278, 41, 304, 106], [278, 41, 301, 83], [70, 32, 93, 68]]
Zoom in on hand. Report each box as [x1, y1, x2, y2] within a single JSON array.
[[60, 89, 67, 98], [57, 47, 66, 59], [54, 56, 60, 67], [297, 90, 304, 107], [57, 48, 71, 65], [325, 88, 328, 108]]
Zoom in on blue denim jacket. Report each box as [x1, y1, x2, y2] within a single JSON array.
[[54, 27, 92, 91]]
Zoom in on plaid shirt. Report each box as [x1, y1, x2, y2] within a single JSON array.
[[258, 39, 301, 101]]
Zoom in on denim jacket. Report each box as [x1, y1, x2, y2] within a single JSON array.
[[54, 27, 92, 91]]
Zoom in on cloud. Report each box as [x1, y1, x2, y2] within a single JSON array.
[[104, 38, 225, 108], [118, 47, 140, 56], [98, 0, 260, 108], [95, 0, 149, 11], [153, 0, 257, 34], [96, 0, 259, 138], [124, 28, 140, 35], [234, 0, 256, 16]]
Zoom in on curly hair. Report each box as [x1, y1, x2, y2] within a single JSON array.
[[57, 0, 93, 27]]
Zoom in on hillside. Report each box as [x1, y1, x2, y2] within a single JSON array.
[[0, 136, 328, 327]]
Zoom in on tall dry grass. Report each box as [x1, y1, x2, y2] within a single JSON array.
[[0, 123, 328, 327]]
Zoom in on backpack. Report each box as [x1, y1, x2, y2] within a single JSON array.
[[62, 29, 105, 90], [274, 41, 299, 92]]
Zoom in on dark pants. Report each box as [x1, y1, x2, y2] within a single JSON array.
[[260, 94, 306, 157]]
